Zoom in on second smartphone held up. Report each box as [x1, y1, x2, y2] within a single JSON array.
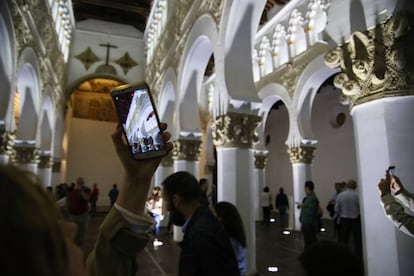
[[111, 82, 167, 160]]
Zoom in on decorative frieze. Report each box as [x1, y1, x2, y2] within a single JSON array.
[[146, 0, 224, 100], [287, 146, 315, 164], [254, 154, 268, 170], [9, 0, 66, 85], [324, 11, 414, 108], [172, 138, 202, 161], [211, 112, 261, 148]]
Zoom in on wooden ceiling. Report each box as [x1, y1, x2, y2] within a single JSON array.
[[71, 0, 290, 33], [72, 0, 153, 32]]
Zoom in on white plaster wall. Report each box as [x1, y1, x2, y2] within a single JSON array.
[[265, 86, 357, 218], [67, 20, 145, 86], [65, 117, 122, 208]]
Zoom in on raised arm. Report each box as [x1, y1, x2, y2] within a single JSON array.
[[87, 123, 172, 276]]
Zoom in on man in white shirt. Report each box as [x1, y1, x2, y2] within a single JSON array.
[[335, 179, 362, 257]]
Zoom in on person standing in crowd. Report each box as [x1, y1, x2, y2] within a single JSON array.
[[214, 201, 247, 276], [108, 184, 119, 207], [275, 187, 289, 230], [90, 183, 99, 215], [146, 186, 165, 246], [326, 182, 345, 239], [335, 179, 362, 257], [261, 186, 272, 226], [377, 172, 414, 237], [297, 181, 320, 248], [66, 177, 91, 246], [162, 171, 240, 276]]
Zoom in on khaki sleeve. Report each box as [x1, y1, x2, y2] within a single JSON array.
[[381, 194, 414, 238], [87, 207, 152, 276]]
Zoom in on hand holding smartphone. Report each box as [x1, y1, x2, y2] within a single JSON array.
[[111, 82, 167, 160]]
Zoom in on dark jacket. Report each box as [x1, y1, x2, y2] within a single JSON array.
[[179, 206, 240, 276]]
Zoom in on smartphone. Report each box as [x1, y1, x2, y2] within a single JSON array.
[[388, 166, 396, 176], [111, 82, 167, 160]]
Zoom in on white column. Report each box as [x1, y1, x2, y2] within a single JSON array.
[[0, 155, 9, 165], [173, 160, 199, 177], [254, 153, 268, 221], [217, 147, 257, 275], [38, 168, 52, 187], [352, 96, 414, 276], [38, 155, 53, 187], [154, 164, 174, 227], [291, 162, 312, 231], [51, 158, 62, 187]]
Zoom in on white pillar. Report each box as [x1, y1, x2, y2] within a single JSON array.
[[217, 147, 257, 275], [38, 167, 52, 187], [0, 155, 9, 165], [254, 153, 268, 221], [154, 164, 174, 227], [352, 96, 414, 276], [291, 162, 312, 231], [173, 160, 199, 177]]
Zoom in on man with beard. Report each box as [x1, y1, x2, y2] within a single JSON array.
[[162, 171, 240, 276]]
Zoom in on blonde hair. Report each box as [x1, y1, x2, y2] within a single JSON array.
[[0, 165, 69, 276]]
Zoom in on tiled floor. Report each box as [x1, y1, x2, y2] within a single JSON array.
[[83, 212, 338, 276]]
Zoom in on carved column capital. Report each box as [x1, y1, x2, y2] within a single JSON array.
[[161, 150, 174, 167], [38, 155, 53, 169], [12, 145, 40, 164], [211, 112, 261, 148], [254, 154, 268, 169], [0, 129, 15, 156], [287, 146, 316, 164], [52, 159, 62, 173], [172, 138, 202, 161], [325, 11, 414, 108]]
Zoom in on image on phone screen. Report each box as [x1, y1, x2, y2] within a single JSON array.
[[112, 84, 165, 159]]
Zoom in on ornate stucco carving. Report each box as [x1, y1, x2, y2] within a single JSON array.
[[145, 0, 224, 100], [324, 11, 414, 108], [254, 154, 268, 169], [256, 42, 331, 97], [38, 154, 53, 169], [172, 138, 202, 161], [10, 0, 66, 90], [287, 146, 315, 164], [211, 112, 261, 148], [12, 145, 40, 164], [0, 130, 15, 156]]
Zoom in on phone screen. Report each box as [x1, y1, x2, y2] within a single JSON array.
[[111, 83, 166, 159]]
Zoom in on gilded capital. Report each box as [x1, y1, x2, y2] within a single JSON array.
[[287, 146, 315, 164], [52, 159, 61, 173], [172, 138, 202, 161], [38, 155, 53, 169], [254, 154, 268, 170], [325, 11, 414, 108], [12, 145, 40, 164], [211, 112, 261, 148], [0, 129, 15, 156]]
